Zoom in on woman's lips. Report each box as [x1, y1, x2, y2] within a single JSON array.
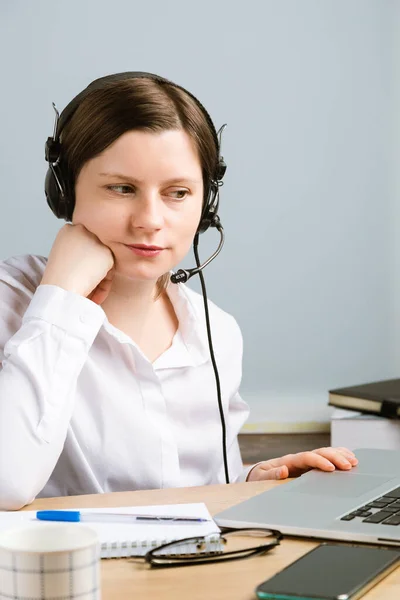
[[125, 244, 164, 257]]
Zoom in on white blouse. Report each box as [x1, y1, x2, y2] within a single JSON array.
[[0, 254, 250, 510]]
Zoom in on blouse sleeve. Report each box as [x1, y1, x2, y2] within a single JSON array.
[[0, 257, 105, 509]]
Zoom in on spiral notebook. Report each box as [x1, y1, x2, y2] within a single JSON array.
[[0, 503, 221, 559]]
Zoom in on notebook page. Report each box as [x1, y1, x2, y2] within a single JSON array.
[[0, 503, 221, 558]]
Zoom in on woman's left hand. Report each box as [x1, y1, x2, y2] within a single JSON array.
[[246, 447, 358, 482]]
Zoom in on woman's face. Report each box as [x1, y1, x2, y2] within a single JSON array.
[[72, 129, 204, 283]]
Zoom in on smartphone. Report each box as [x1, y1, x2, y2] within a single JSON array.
[[255, 543, 400, 600]]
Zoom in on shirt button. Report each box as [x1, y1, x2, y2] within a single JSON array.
[[79, 314, 86, 324]]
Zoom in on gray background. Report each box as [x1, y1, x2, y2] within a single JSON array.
[[1, 0, 398, 431]]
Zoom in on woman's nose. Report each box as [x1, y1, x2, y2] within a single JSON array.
[[131, 194, 164, 230]]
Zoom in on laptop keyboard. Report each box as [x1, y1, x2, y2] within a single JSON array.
[[341, 486, 400, 526]]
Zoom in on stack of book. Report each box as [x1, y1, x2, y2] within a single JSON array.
[[328, 379, 400, 450]]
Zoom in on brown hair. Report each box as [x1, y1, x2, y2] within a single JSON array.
[[60, 77, 219, 298]]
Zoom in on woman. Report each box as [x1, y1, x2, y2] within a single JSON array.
[[0, 72, 357, 510]]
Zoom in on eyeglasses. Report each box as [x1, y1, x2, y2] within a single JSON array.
[[144, 527, 283, 568]]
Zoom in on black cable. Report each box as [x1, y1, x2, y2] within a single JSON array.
[[193, 233, 230, 484]]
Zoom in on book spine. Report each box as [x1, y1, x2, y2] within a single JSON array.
[[381, 400, 400, 419]]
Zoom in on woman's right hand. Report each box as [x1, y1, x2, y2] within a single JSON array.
[[40, 223, 115, 305]]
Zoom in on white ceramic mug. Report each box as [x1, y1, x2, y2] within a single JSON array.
[[0, 521, 101, 600]]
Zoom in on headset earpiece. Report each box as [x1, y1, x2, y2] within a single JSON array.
[[215, 156, 227, 181], [196, 155, 226, 234], [44, 165, 71, 221], [44, 104, 73, 221], [44, 136, 61, 164], [197, 182, 219, 234]]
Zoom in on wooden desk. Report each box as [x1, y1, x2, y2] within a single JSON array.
[[24, 481, 400, 599]]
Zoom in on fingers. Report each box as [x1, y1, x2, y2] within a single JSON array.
[[312, 447, 358, 470], [335, 447, 359, 464], [267, 452, 336, 474], [261, 451, 347, 477], [88, 267, 115, 305], [259, 464, 289, 480], [247, 463, 289, 482], [289, 452, 336, 474], [246, 447, 359, 483]]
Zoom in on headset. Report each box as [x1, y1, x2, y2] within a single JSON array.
[[45, 72, 225, 230], [44, 71, 231, 484]]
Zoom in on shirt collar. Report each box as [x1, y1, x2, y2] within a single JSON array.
[[159, 281, 210, 368], [101, 281, 210, 369]]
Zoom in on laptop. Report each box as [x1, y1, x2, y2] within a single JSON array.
[[214, 448, 400, 546]]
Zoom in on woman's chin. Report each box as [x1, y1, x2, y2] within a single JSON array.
[[114, 262, 169, 283]]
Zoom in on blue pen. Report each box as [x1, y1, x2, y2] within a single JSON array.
[[36, 510, 210, 524]]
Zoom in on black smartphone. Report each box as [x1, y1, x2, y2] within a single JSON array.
[[255, 543, 400, 600]]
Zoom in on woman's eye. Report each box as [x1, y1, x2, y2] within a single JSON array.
[[168, 189, 188, 200], [107, 185, 134, 194]]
